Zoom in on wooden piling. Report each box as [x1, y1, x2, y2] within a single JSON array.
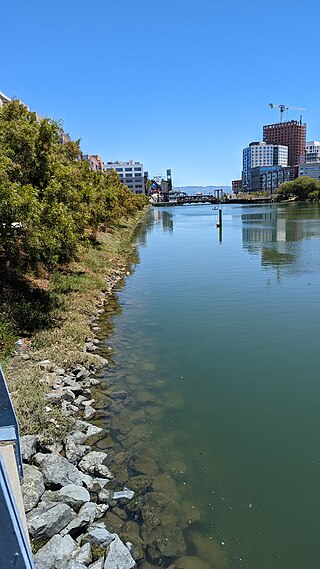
[[216, 208, 222, 228]]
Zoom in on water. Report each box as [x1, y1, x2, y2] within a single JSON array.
[[95, 203, 320, 568]]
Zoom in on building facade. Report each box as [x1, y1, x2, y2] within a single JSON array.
[[263, 120, 306, 167], [251, 165, 297, 193], [82, 154, 104, 172], [0, 91, 11, 107], [105, 160, 145, 194], [232, 179, 242, 193], [298, 162, 320, 180], [242, 142, 288, 191], [305, 141, 320, 163]]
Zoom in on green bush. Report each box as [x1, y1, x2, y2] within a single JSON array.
[[0, 319, 16, 361]]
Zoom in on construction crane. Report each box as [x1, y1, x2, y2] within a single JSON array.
[[269, 103, 306, 123]]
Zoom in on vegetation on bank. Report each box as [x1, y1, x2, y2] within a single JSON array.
[[276, 176, 320, 202], [233, 191, 271, 199], [3, 212, 147, 439], [0, 99, 147, 357], [0, 99, 147, 272], [0, 99, 148, 436]]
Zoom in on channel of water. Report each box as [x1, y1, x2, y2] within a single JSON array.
[[93, 203, 320, 568]]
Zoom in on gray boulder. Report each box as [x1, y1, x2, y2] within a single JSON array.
[[84, 406, 96, 420], [72, 543, 91, 565], [65, 431, 88, 446], [54, 484, 90, 511], [104, 535, 136, 568], [65, 440, 91, 465], [97, 489, 113, 504], [75, 420, 103, 439], [40, 453, 83, 487], [33, 452, 47, 466], [88, 560, 104, 569], [62, 377, 83, 395], [95, 503, 109, 519], [59, 559, 87, 569], [84, 476, 110, 492], [21, 464, 45, 512], [46, 389, 66, 406], [78, 452, 112, 478], [28, 502, 74, 540], [85, 523, 115, 548], [34, 534, 77, 569], [21, 435, 38, 462], [61, 502, 97, 536]]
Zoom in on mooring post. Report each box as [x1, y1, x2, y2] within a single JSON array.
[[216, 208, 222, 228]]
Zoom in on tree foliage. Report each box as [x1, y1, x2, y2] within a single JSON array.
[[0, 100, 148, 270], [277, 176, 320, 202]]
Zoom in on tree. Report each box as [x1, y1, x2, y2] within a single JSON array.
[[0, 99, 148, 271], [277, 177, 320, 201]]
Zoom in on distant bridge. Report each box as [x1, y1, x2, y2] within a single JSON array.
[[153, 194, 219, 206], [152, 195, 273, 206]]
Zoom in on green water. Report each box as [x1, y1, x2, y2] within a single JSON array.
[[97, 203, 320, 568]]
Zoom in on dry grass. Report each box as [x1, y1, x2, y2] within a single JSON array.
[[4, 210, 148, 439]]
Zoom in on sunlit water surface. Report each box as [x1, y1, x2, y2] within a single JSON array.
[[95, 203, 320, 568]]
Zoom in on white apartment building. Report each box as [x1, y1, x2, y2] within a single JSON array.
[[105, 160, 145, 194], [242, 142, 288, 191], [305, 141, 320, 163]]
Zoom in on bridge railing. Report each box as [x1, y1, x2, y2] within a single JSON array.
[[0, 366, 35, 569], [0, 366, 23, 479]]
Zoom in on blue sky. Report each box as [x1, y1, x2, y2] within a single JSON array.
[[1, 0, 319, 186]]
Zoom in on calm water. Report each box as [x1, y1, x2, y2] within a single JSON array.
[[97, 203, 320, 568]]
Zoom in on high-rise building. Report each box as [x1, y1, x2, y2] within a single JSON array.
[[263, 120, 306, 167], [242, 142, 288, 191], [105, 160, 145, 194]]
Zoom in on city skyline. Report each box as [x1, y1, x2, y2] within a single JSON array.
[[1, 0, 320, 186]]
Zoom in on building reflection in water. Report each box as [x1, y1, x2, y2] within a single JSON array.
[[241, 205, 320, 273], [153, 208, 174, 233]]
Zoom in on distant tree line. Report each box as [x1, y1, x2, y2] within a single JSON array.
[[276, 177, 320, 202], [0, 100, 148, 271]]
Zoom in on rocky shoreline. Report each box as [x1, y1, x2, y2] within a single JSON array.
[[18, 269, 202, 569]]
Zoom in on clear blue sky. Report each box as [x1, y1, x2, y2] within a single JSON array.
[[1, 0, 319, 186]]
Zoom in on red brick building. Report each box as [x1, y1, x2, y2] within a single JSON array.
[[263, 120, 306, 167]]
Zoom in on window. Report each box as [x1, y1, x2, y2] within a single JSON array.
[[125, 173, 133, 178], [116, 168, 123, 172], [134, 167, 142, 171], [125, 167, 132, 172]]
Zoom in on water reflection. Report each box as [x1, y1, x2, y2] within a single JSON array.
[[153, 208, 174, 232], [241, 204, 320, 271]]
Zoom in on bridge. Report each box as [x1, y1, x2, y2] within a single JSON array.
[[152, 195, 274, 206], [153, 194, 219, 206]]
